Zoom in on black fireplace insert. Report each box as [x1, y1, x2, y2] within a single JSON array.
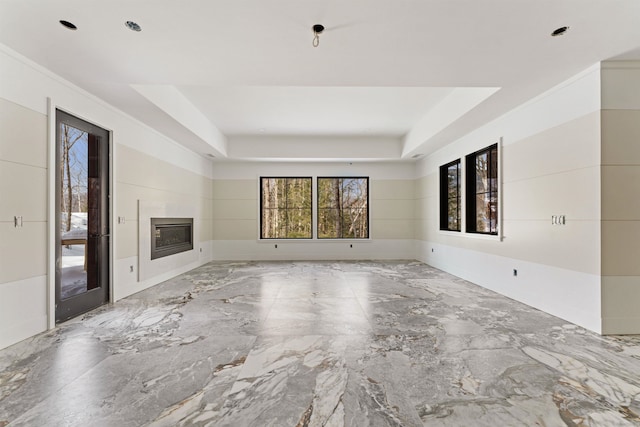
[[150, 217, 193, 260]]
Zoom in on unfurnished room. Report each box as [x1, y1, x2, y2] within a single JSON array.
[[2, 1, 640, 425]]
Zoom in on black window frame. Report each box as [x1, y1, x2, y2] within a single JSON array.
[[465, 143, 499, 235], [439, 159, 462, 232], [260, 176, 313, 239], [317, 176, 370, 239]]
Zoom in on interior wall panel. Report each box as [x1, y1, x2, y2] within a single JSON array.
[[0, 47, 215, 349], [415, 67, 603, 333]]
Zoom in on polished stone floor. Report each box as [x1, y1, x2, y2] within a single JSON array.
[[2, 261, 640, 426]]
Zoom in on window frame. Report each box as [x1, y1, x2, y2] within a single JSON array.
[[439, 159, 462, 232], [316, 176, 370, 239], [259, 176, 313, 240], [465, 143, 499, 235]]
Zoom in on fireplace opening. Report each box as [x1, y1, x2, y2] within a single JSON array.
[[150, 218, 193, 260]]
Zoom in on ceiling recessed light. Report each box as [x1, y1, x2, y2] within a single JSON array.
[[125, 21, 142, 32], [551, 26, 569, 37], [59, 20, 77, 30]]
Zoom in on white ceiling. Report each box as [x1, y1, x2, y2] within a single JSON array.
[[177, 86, 454, 136], [1, 0, 640, 161]]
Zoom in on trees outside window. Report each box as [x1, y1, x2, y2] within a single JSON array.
[[318, 177, 369, 239], [260, 177, 312, 239], [60, 124, 88, 232], [439, 159, 461, 231], [465, 144, 498, 234]]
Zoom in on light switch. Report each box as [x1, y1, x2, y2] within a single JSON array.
[[552, 215, 566, 225], [14, 216, 23, 228]]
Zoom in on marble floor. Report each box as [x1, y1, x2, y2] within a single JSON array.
[[1, 261, 640, 427]]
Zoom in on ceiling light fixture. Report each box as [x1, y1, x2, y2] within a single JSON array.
[[59, 20, 77, 30], [125, 21, 142, 32], [551, 26, 569, 37], [312, 24, 324, 47]]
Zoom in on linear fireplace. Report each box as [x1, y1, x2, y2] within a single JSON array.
[[150, 218, 194, 260]]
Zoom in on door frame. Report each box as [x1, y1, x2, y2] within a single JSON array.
[[47, 99, 115, 329]]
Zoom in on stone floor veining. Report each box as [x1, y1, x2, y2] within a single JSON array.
[[1, 261, 640, 427]]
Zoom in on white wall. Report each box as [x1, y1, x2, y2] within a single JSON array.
[[415, 65, 604, 333], [0, 44, 215, 349], [210, 161, 415, 260], [113, 145, 215, 301], [0, 98, 48, 349]]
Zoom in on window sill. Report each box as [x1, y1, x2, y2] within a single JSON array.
[[437, 230, 502, 241], [438, 229, 462, 234]]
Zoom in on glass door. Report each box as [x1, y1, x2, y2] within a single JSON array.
[[55, 110, 110, 323]]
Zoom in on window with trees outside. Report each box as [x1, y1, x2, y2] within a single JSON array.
[[317, 177, 369, 239], [466, 144, 499, 234], [439, 159, 461, 231], [260, 177, 312, 239]]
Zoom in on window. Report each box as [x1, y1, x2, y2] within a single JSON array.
[[466, 144, 499, 234], [439, 159, 461, 231], [260, 177, 312, 239], [317, 177, 369, 239]]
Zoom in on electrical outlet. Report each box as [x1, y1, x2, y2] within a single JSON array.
[[200, 248, 202, 253], [275, 244, 278, 249], [118, 216, 126, 224], [14, 216, 23, 228], [129, 265, 134, 273], [350, 244, 353, 248], [431, 248, 434, 252], [513, 269, 518, 277]]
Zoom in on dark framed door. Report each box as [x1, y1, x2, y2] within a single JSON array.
[[55, 110, 110, 322]]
